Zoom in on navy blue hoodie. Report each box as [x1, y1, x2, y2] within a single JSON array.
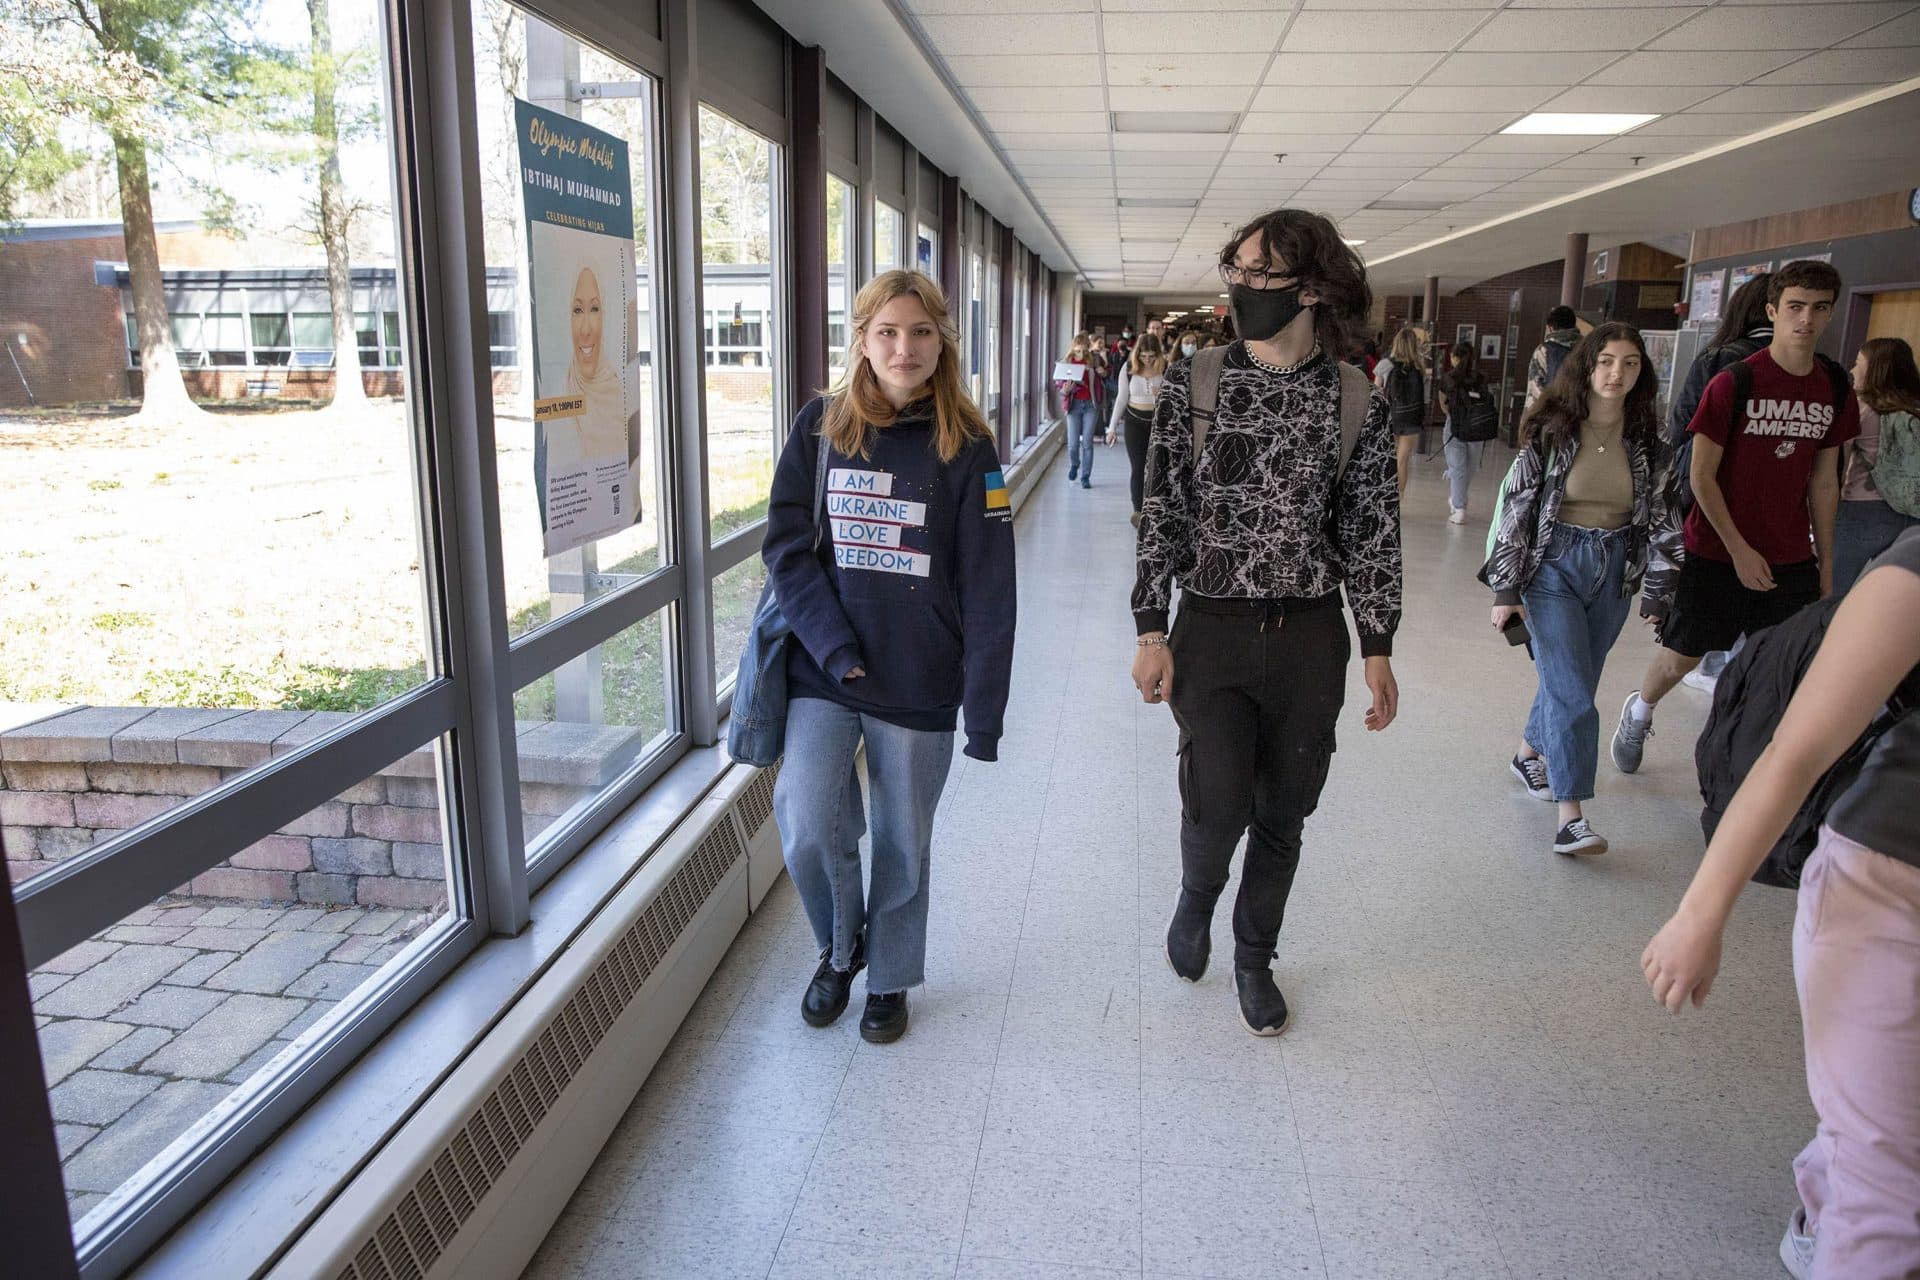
[[762, 396, 1017, 761]]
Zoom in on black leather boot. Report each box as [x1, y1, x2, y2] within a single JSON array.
[[800, 935, 865, 1028], [1234, 966, 1291, 1037], [1164, 889, 1214, 982], [859, 990, 909, 1044]]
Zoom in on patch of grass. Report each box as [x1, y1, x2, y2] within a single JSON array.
[[90, 610, 154, 632], [278, 662, 431, 712], [88, 479, 123, 492]]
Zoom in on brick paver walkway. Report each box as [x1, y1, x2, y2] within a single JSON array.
[[32, 897, 435, 1225]]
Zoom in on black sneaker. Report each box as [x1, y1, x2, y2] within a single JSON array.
[[1553, 819, 1608, 857], [859, 991, 909, 1044], [1164, 891, 1213, 982], [1234, 967, 1291, 1037], [800, 935, 865, 1028], [1510, 754, 1552, 802]]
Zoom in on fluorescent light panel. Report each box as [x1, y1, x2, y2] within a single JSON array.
[[1110, 111, 1241, 134], [1501, 112, 1658, 135]]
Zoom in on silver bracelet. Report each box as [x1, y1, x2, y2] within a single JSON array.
[[1136, 635, 1168, 648]]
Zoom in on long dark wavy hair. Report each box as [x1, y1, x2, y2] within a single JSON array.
[[1520, 321, 1661, 454], [1218, 208, 1372, 357]]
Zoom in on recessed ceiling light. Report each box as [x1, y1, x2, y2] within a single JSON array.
[[1342, 238, 1367, 247], [1501, 112, 1658, 136], [1111, 111, 1241, 134]]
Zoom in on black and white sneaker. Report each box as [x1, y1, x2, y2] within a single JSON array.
[[1553, 819, 1608, 857], [1510, 754, 1552, 802]]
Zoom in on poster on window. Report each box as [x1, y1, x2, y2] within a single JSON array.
[[516, 98, 641, 558], [1689, 269, 1725, 328]]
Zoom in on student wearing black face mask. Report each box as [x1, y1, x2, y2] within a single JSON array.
[[1131, 207, 1403, 1037]]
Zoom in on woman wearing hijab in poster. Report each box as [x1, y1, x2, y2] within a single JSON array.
[[537, 265, 638, 550]]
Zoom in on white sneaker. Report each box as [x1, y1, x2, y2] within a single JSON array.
[[1779, 1207, 1814, 1280], [1448, 507, 1467, 524], [1682, 668, 1719, 694]]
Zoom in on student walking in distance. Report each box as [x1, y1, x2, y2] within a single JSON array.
[[1438, 341, 1499, 523], [1526, 305, 1582, 413], [1834, 337, 1920, 592], [1612, 260, 1859, 774], [1377, 326, 1427, 497], [1640, 530, 1920, 1280], [1481, 324, 1675, 856], [763, 269, 1017, 1045], [1132, 207, 1402, 1038], [1057, 331, 1099, 489], [1113, 332, 1169, 527]]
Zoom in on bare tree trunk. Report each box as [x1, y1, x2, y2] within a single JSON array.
[[310, 0, 366, 408], [111, 126, 199, 420]]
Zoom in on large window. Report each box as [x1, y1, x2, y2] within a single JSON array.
[[826, 173, 854, 383], [699, 106, 783, 546], [875, 200, 905, 272], [968, 248, 985, 405], [917, 220, 937, 277]]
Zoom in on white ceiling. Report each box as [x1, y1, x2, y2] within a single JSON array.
[[893, 0, 1920, 295]]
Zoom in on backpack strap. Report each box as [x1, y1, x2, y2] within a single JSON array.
[[811, 425, 832, 551], [1188, 344, 1229, 458], [1335, 361, 1369, 484], [1727, 359, 1753, 440], [1816, 353, 1853, 423]]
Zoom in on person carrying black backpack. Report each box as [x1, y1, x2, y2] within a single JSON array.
[[1376, 325, 1427, 497], [1439, 340, 1499, 523], [1641, 528, 1920, 1280], [1525, 305, 1581, 414]]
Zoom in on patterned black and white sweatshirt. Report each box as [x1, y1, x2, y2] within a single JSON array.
[[1131, 345, 1403, 657]]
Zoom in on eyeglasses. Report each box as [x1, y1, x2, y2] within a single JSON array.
[[1219, 262, 1295, 289]]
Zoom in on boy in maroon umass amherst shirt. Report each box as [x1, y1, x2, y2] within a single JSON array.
[[1610, 259, 1858, 775]]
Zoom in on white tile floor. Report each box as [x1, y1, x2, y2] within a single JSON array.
[[524, 445, 1812, 1279]]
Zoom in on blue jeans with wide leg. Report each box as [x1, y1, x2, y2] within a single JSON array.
[[1521, 523, 1633, 803], [773, 695, 956, 993], [1065, 400, 1097, 482]]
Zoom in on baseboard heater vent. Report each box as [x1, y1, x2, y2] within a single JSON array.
[[285, 759, 780, 1280]]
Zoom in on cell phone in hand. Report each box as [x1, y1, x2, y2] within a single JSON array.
[[1501, 613, 1531, 648]]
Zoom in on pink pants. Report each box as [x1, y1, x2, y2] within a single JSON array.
[[1793, 826, 1920, 1279]]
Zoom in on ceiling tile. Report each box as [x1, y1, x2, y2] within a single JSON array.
[[1537, 85, 1719, 112], [1106, 85, 1253, 111], [1694, 83, 1870, 111], [1841, 8, 1920, 45], [917, 13, 1099, 53], [1112, 134, 1228, 153], [984, 112, 1110, 132], [1103, 12, 1283, 53], [1463, 6, 1699, 50], [1586, 50, 1804, 85], [1347, 133, 1484, 153], [1421, 163, 1550, 180], [1249, 85, 1406, 111], [905, 0, 1095, 11], [945, 54, 1102, 85], [1462, 134, 1593, 155], [1633, 111, 1795, 136], [1105, 53, 1270, 85], [1584, 134, 1719, 155], [1649, 2, 1910, 50], [1240, 111, 1382, 133], [1282, 8, 1494, 51], [1421, 50, 1618, 85], [1367, 111, 1517, 133], [1394, 85, 1558, 112], [964, 86, 1107, 112], [1264, 52, 1443, 86], [1753, 48, 1920, 84]]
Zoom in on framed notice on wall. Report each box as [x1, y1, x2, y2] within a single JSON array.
[[1690, 269, 1726, 328], [1730, 261, 1772, 292], [1480, 334, 1502, 361], [1455, 323, 1476, 348]]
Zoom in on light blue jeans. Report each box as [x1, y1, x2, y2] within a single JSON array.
[[1443, 423, 1486, 513], [773, 695, 956, 993], [1522, 523, 1633, 802], [1066, 401, 1097, 482]]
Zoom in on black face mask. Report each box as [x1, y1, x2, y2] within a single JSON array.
[[1228, 282, 1310, 344]]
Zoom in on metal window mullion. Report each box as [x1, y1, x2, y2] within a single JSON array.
[[15, 682, 456, 970], [707, 521, 765, 579], [855, 100, 876, 283], [401, 0, 527, 935], [507, 564, 685, 689], [664, 0, 717, 745]]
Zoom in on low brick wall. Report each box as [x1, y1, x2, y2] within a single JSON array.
[[1, 706, 648, 910]]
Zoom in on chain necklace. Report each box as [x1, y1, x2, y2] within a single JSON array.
[[1246, 340, 1322, 375]]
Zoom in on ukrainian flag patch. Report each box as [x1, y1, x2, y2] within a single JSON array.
[[984, 470, 1011, 519]]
